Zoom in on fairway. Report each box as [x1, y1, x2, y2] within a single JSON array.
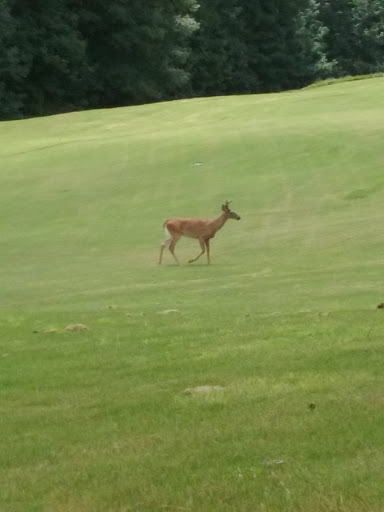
[[1, 78, 384, 511]]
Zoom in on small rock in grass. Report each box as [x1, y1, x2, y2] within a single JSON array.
[[158, 309, 179, 314], [184, 385, 225, 394], [263, 459, 285, 467], [64, 324, 89, 332]]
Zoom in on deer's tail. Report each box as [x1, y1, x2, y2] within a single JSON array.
[[163, 222, 171, 238]]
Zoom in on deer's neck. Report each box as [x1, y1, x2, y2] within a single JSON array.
[[211, 213, 229, 233]]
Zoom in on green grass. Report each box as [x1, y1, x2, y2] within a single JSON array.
[[304, 72, 384, 89], [1, 77, 384, 512]]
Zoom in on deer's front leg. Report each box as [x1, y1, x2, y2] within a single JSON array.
[[205, 239, 210, 264], [188, 239, 205, 264]]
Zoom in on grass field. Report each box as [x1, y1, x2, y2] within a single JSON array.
[[1, 77, 384, 512]]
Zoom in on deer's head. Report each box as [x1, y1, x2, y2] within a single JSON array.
[[222, 201, 241, 220]]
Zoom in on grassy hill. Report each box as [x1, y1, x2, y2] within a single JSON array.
[[1, 78, 384, 511]]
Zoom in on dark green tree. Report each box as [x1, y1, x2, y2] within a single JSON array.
[[296, 0, 336, 80], [318, 0, 357, 76], [190, 0, 316, 96], [189, 0, 252, 96], [0, 0, 199, 119], [317, 0, 384, 76], [351, 0, 384, 73], [74, 0, 199, 108], [240, 0, 314, 92], [3, 0, 89, 118], [0, 0, 26, 118]]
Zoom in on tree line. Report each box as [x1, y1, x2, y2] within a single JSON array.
[[0, 0, 383, 120]]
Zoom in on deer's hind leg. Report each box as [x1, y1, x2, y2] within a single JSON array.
[[159, 238, 170, 264], [168, 234, 181, 265], [159, 234, 180, 265]]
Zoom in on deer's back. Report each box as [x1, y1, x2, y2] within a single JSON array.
[[165, 218, 213, 239]]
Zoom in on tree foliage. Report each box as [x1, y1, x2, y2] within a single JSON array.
[[318, 0, 384, 76], [1, 0, 89, 118], [74, 0, 199, 107], [0, 0, 383, 120], [188, 0, 250, 96]]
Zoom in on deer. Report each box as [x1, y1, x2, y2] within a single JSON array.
[[158, 201, 241, 265]]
